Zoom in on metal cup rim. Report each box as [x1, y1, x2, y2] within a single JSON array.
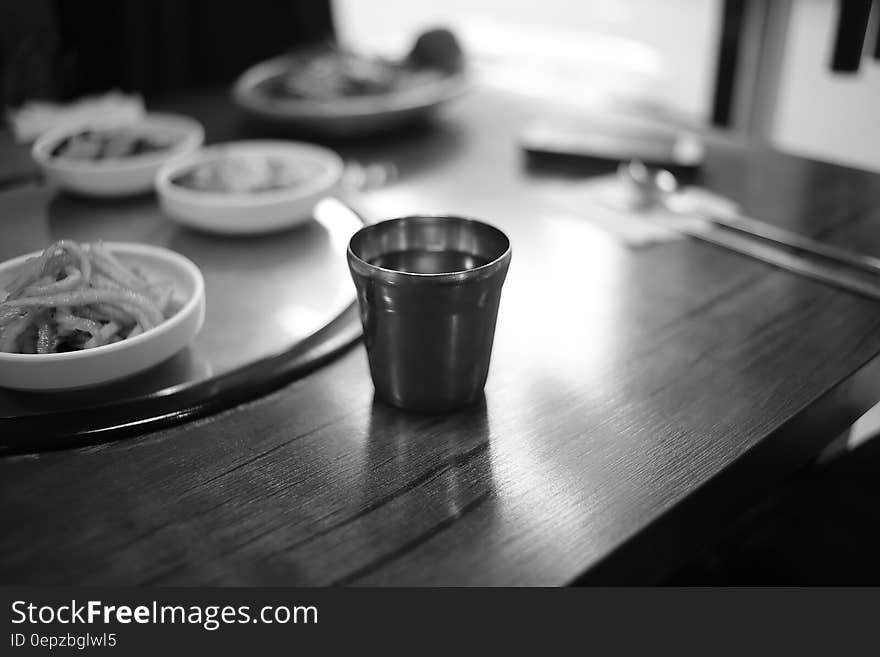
[[347, 214, 512, 282]]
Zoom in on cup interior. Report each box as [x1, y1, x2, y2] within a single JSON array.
[[349, 216, 510, 275]]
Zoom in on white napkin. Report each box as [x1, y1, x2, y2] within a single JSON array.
[[7, 92, 145, 143], [536, 173, 739, 248]]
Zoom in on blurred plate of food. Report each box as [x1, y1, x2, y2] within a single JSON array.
[[0, 240, 205, 390], [31, 113, 204, 197], [232, 28, 467, 136], [155, 140, 344, 234]]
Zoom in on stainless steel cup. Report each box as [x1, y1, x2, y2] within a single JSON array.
[[347, 215, 511, 412]]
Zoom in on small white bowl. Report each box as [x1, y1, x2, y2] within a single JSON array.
[[0, 243, 205, 391], [31, 113, 204, 197], [155, 140, 344, 234]]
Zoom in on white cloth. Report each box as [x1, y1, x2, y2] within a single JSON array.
[[7, 92, 145, 143], [535, 173, 739, 248]]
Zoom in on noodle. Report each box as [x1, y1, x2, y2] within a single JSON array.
[[0, 312, 32, 352], [20, 266, 83, 297], [0, 240, 178, 354], [36, 320, 53, 354]]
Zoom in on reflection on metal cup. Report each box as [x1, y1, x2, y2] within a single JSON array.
[[347, 215, 511, 412]]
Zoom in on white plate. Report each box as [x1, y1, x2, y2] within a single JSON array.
[[155, 140, 344, 235], [232, 54, 468, 136], [31, 113, 204, 197], [0, 243, 205, 391]]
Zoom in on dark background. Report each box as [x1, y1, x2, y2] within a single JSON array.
[[0, 0, 334, 107]]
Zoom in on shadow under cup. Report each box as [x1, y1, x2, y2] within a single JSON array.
[[347, 216, 511, 412]]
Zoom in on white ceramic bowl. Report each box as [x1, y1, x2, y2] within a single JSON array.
[[232, 55, 468, 136], [0, 243, 205, 391], [31, 113, 204, 197], [155, 140, 344, 235]]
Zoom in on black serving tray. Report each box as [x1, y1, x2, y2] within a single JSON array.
[[0, 190, 365, 455]]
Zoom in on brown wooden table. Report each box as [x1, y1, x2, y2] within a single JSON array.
[[3, 87, 880, 585]]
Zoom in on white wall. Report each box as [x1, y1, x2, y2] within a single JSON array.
[[333, 0, 720, 121], [772, 0, 880, 172]]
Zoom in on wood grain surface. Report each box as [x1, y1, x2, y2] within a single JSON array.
[[3, 88, 880, 585]]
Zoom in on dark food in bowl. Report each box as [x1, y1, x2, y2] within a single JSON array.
[[173, 155, 323, 193], [263, 28, 464, 102], [50, 127, 180, 161]]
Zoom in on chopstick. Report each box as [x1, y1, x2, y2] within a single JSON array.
[[658, 214, 880, 302], [695, 209, 880, 277]]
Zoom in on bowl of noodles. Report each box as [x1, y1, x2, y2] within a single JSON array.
[[0, 240, 205, 391]]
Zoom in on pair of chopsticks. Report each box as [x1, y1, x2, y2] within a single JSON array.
[[661, 212, 880, 302], [621, 161, 880, 302]]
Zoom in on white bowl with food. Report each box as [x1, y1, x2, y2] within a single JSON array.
[[155, 140, 344, 234], [31, 113, 204, 197], [0, 240, 205, 391]]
